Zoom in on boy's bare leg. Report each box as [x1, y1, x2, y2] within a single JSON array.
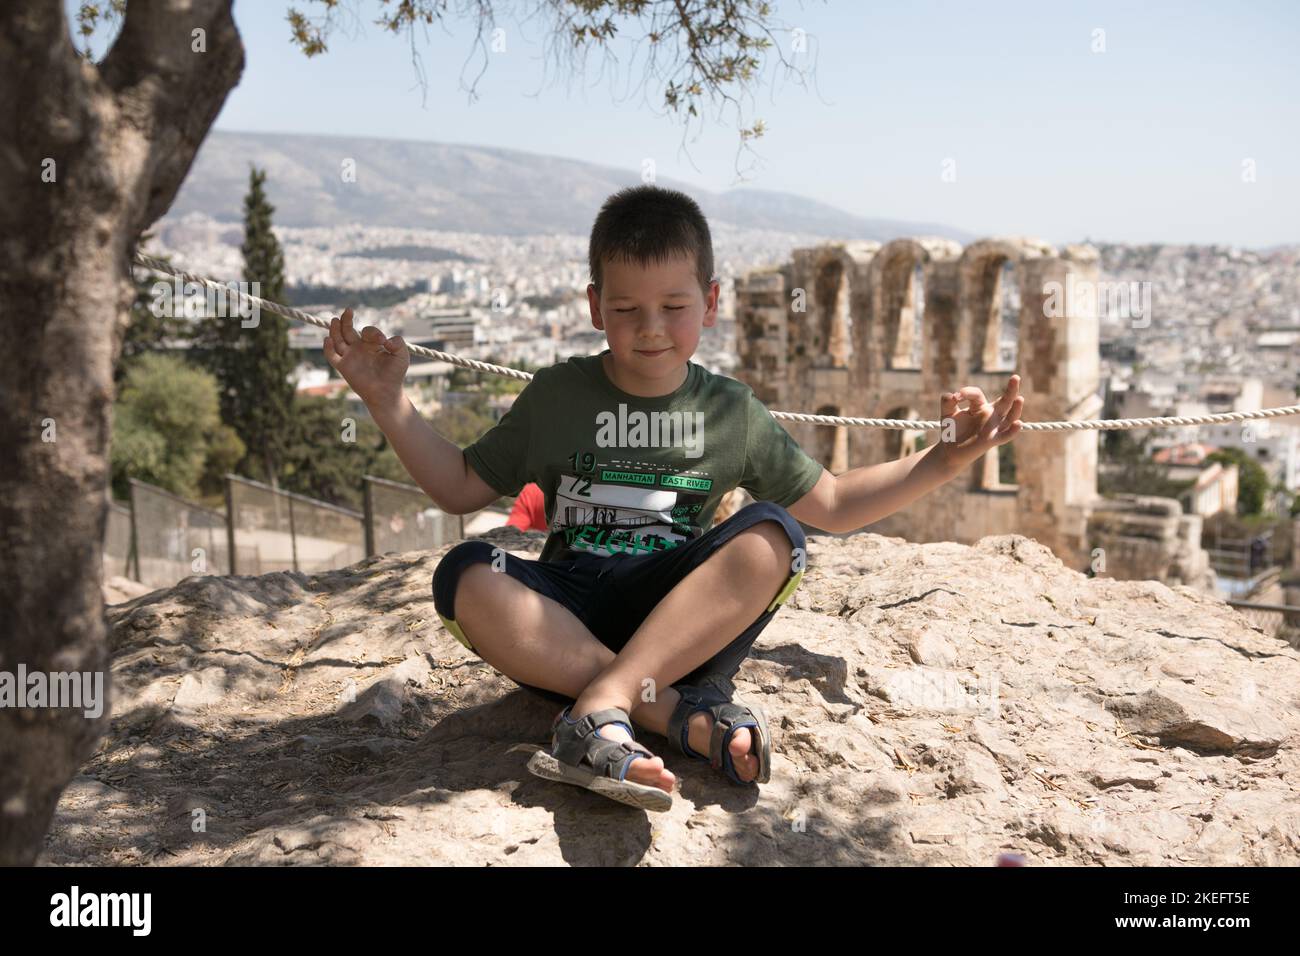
[[452, 527, 792, 790], [454, 563, 680, 790], [561, 522, 792, 788]]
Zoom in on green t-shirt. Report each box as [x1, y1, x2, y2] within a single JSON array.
[[463, 349, 825, 563]]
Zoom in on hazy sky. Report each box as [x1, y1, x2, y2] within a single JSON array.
[[77, 1, 1298, 247]]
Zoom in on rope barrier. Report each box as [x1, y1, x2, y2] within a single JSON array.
[[132, 253, 1300, 432]]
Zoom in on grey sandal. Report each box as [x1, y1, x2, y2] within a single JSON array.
[[667, 674, 771, 785], [526, 705, 673, 812]]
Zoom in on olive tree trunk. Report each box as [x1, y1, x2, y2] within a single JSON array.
[[0, 0, 244, 865]]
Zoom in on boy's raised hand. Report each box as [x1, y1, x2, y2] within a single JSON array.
[[934, 374, 1025, 474], [322, 307, 410, 408]]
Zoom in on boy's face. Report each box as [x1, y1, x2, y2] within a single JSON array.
[[587, 251, 719, 383]]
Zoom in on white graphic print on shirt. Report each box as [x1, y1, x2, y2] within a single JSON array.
[[550, 455, 714, 559]]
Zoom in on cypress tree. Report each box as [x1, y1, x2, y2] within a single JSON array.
[[195, 166, 296, 488]]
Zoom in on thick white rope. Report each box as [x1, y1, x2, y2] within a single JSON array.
[[133, 253, 1300, 432]]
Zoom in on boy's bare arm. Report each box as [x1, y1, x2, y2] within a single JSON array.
[[787, 448, 955, 534], [368, 396, 501, 516], [788, 376, 1024, 534], [323, 307, 500, 516]]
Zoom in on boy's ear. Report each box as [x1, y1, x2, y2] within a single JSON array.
[[703, 279, 721, 323], [587, 282, 604, 330]]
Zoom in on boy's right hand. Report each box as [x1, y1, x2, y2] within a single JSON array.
[[323, 307, 410, 410]]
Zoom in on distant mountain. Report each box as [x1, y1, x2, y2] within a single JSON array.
[[164, 130, 973, 242]]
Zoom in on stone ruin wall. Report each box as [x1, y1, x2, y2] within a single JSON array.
[[734, 236, 1211, 588]]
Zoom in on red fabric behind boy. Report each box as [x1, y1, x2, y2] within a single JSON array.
[[505, 481, 547, 532]]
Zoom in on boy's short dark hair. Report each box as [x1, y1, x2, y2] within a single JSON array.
[[588, 184, 715, 299]]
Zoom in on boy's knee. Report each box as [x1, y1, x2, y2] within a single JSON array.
[[433, 540, 524, 654], [431, 540, 501, 619], [723, 503, 807, 614], [735, 501, 806, 557]]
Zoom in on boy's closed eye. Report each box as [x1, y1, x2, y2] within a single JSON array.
[[614, 305, 686, 313]]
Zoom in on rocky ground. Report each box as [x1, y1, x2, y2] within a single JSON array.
[[44, 527, 1300, 865]]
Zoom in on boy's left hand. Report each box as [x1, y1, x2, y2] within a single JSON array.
[[934, 375, 1025, 475]]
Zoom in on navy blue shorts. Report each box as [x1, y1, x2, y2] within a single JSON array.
[[430, 501, 808, 705]]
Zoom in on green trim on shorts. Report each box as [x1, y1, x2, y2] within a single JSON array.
[[766, 568, 804, 614], [438, 612, 475, 652]]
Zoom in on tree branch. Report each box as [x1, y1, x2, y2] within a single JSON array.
[[99, 0, 245, 231], [0, 1, 92, 190]]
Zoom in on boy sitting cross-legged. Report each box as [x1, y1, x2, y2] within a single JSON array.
[[323, 184, 1024, 812]]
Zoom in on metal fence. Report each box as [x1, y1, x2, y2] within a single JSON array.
[[130, 478, 230, 589], [103, 474, 513, 592], [104, 498, 135, 580], [363, 474, 464, 556], [1227, 598, 1299, 647], [225, 474, 365, 574], [1206, 527, 1279, 580]]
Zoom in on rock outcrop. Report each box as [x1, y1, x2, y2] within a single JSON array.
[[47, 527, 1300, 865]]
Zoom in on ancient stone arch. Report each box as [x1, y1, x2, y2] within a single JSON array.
[[958, 238, 1053, 374], [814, 404, 850, 474], [882, 405, 926, 461], [868, 238, 961, 374], [786, 245, 862, 369], [734, 236, 1102, 569]]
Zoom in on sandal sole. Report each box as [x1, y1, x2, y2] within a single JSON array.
[[526, 749, 673, 812]]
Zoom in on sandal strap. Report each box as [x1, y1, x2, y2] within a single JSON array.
[[551, 706, 653, 781], [560, 737, 653, 781], [707, 703, 758, 768], [667, 674, 739, 760], [565, 706, 639, 741], [667, 686, 717, 760], [667, 677, 770, 785]]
